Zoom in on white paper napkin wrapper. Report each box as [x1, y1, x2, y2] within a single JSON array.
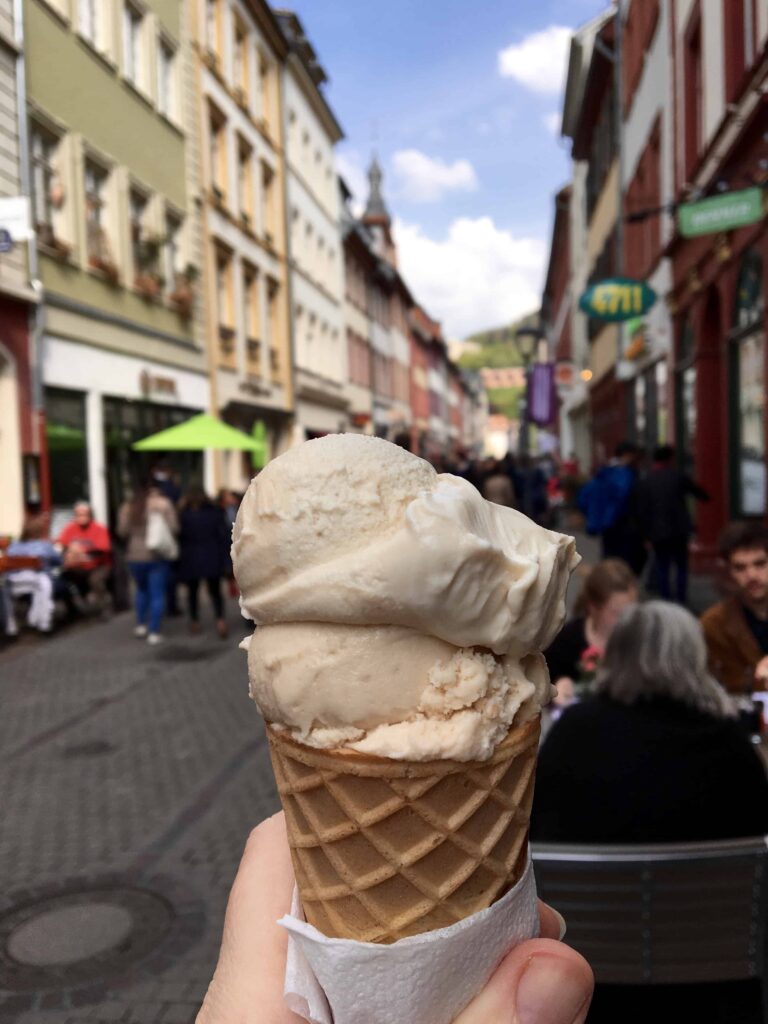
[[279, 852, 538, 1024]]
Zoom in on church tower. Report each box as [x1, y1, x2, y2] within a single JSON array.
[[361, 155, 397, 266]]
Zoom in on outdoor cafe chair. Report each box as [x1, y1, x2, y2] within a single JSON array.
[[532, 837, 768, 1021]]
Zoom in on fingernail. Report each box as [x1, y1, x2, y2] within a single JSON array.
[[551, 908, 567, 940], [516, 955, 590, 1024]]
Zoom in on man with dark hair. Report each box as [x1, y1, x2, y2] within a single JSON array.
[[636, 444, 709, 604], [58, 501, 112, 613], [701, 521, 768, 693]]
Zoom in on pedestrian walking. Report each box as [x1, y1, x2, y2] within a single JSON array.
[[117, 482, 178, 645], [178, 486, 230, 638], [578, 441, 646, 576], [636, 444, 708, 604]]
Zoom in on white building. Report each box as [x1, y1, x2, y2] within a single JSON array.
[[275, 10, 347, 442]]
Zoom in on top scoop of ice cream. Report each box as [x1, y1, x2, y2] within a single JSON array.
[[233, 434, 579, 656]]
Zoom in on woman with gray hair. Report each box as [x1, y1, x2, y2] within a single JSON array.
[[532, 601, 768, 844]]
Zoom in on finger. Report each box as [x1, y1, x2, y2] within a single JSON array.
[[538, 900, 567, 941], [454, 937, 594, 1024], [197, 812, 303, 1024]]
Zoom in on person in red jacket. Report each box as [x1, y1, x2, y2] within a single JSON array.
[[57, 501, 112, 613]]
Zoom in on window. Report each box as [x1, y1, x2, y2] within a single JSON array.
[[209, 104, 227, 200], [684, 4, 703, 180], [243, 263, 260, 368], [267, 277, 280, 374], [84, 160, 112, 269], [261, 161, 275, 245], [79, 0, 98, 45], [258, 52, 271, 127], [625, 118, 661, 280], [164, 211, 182, 291], [158, 39, 176, 118], [123, 3, 143, 88], [731, 250, 766, 515], [206, 0, 221, 56], [129, 188, 148, 276], [237, 135, 253, 224], [233, 20, 249, 100], [724, 0, 759, 102], [215, 247, 235, 364], [31, 125, 59, 244], [585, 85, 616, 219]]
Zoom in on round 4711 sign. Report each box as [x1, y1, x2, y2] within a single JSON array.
[[579, 277, 657, 322]]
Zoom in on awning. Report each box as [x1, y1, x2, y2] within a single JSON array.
[[131, 413, 261, 452]]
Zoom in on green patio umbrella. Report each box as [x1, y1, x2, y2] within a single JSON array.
[[131, 413, 261, 452], [251, 420, 268, 470]]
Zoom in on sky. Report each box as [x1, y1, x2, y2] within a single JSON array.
[[287, 0, 609, 340]]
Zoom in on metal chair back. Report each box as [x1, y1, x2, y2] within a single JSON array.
[[532, 837, 768, 996]]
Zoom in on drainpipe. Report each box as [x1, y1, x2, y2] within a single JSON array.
[[13, 0, 49, 510]]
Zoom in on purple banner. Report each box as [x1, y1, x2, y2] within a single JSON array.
[[528, 362, 556, 426]]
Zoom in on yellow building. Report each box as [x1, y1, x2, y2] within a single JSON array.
[[192, 0, 293, 491], [26, 0, 209, 526]]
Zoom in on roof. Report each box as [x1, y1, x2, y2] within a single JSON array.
[[274, 9, 344, 142], [562, 7, 614, 140]]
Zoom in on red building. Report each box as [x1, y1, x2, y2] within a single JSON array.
[[667, 2, 768, 556]]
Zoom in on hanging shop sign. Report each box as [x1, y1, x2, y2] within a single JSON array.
[[579, 277, 657, 322], [678, 187, 764, 238], [528, 362, 556, 426]]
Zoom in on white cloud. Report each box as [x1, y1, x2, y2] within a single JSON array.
[[394, 216, 546, 338], [391, 149, 478, 203], [335, 149, 368, 217], [543, 111, 561, 135], [498, 25, 571, 95]]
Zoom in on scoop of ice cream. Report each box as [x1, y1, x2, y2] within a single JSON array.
[[243, 622, 550, 761], [233, 434, 579, 656]]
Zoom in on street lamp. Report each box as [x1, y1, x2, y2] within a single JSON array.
[[514, 325, 545, 458]]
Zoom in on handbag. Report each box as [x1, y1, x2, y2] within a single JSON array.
[[146, 509, 178, 561]]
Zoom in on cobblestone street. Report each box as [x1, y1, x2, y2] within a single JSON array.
[[0, 604, 279, 1024]]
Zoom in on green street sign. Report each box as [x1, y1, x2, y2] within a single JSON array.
[[678, 187, 764, 238], [579, 277, 657, 322]]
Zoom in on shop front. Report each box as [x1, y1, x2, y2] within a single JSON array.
[[43, 336, 209, 529]]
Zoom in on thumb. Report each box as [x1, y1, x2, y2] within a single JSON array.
[[454, 938, 593, 1024]]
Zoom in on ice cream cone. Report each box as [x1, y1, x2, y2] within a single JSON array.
[[266, 715, 540, 944]]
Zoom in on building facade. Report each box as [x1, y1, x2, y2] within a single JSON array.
[[276, 9, 347, 443], [0, 0, 38, 537], [195, 0, 293, 491], [28, 0, 208, 526]]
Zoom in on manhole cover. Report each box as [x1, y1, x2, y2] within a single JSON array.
[[60, 740, 116, 758], [0, 888, 173, 991]]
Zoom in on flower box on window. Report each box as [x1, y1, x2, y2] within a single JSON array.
[[135, 272, 164, 300]]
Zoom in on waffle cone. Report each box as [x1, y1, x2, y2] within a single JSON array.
[[266, 716, 540, 943]]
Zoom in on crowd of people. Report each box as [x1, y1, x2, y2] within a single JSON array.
[[0, 467, 242, 644]]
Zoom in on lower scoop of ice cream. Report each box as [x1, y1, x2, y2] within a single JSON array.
[[243, 622, 551, 762]]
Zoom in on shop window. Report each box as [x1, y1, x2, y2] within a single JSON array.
[[731, 250, 766, 516], [45, 387, 89, 510], [157, 37, 177, 120]]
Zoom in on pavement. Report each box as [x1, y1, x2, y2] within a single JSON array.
[[0, 601, 280, 1024], [0, 526, 721, 1024]]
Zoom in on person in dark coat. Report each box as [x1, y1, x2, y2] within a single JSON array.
[[636, 444, 709, 604], [533, 600, 768, 1024], [534, 600, 768, 844], [178, 486, 230, 638]]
